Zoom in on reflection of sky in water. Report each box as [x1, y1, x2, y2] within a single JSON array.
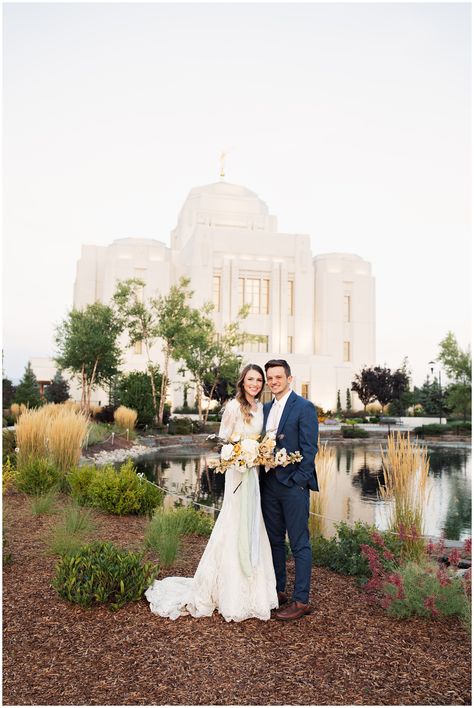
[[136, 444, 471, 540]]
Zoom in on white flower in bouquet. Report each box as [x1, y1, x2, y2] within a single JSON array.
[[275, 448, 289, 466], [221, 443, 235, 461], [230, 433, 241, 443], [240, 438, 260, 465]]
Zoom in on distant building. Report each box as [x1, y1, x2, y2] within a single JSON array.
[[43, 179, 376, 409]]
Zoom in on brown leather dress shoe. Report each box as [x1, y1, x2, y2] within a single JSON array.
[[277, 591, 288, 607], [275, 600, 312, 621]]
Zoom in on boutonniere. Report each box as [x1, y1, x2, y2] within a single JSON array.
[[277, 433, 285, 441]]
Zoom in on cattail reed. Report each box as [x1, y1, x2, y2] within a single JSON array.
[[114, 406, 138, 431], [379, 432, 431, 561]]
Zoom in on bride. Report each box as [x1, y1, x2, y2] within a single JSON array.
[[145, 364, 278, 622]]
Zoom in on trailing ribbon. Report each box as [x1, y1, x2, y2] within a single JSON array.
[[237, 467, 260, 578]]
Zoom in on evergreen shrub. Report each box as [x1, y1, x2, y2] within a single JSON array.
[[2, 429, 17, 465], [15, 457, 63, 495], [53, 540, 157, 610], [68, 460, 164, 515], [168, 417, 193, 435], [341, 425, 369, 439], [312, 521, 399, 578]]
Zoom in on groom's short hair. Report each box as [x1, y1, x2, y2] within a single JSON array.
[[265, 359, 292, 377]]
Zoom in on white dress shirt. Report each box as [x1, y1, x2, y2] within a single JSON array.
[[266, 389, 292, 433]]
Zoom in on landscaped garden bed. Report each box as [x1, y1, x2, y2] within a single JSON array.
[[3, 490, 471, 706]]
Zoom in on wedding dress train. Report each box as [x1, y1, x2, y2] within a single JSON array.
[[145, 399, 278, 622]]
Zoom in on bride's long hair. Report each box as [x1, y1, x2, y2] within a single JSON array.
[[235, 364, 265, 424]]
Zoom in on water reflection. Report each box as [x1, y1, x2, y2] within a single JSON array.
[[135, 443, 471, 540]]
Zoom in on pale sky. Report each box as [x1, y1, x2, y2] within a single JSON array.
[[3, 2, 471, 387]]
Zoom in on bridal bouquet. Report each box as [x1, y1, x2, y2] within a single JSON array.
[[208, 431, 302, 474]]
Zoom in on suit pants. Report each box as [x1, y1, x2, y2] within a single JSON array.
[[260, 473, 312, 604]]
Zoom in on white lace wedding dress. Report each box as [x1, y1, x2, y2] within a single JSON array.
[[145, 399, 278, 622]]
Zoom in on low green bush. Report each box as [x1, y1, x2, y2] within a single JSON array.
[[341, 425, 369, 439], [171, 506, 214, 536], [52, 540, 158, 611], [15, 457, 63, 495], [173, 405, 199, 415], [413, 424, 446, 436], [383, 561, 470, 629], [448, 421, 472, 433], [68, 460, 164, 515], [168, 417, 193, 435], [2, 429, 16, 465], [312, 521, 399, 578]]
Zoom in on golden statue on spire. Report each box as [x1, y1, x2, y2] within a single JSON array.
[[219, 151, 226, 179]]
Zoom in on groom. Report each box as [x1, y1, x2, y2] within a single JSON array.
[[260, 359, 319, 620]]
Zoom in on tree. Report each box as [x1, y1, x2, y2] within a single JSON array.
[[345, 388, 351, 411], [351, 368, 377, 410], [153, 278, 195, 425], [115, 368, 163, 428], [413, 377, 448, 416], [14, 361, 43, 408], [437, 332, 471, 421], [44, 371, 70, 404], [113, 278, 165, 425], [336, 390, 342, 415], [438, 332, 471, 383], [55, 302, 123, 412], [2, 377, 15, 409], [178, 304, 259, 421]]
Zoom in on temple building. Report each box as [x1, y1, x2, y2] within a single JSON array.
[[66, 179, 376, 409]]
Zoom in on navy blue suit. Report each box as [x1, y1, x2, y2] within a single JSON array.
[[260, 391, 319, 604]]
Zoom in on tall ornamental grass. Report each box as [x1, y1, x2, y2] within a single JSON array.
[[16, 404, 90, 473], [310, 440, 335, 538], [114, 405, 138, 431], [379, 432, 431, 561], [145, 506, 214, 567]]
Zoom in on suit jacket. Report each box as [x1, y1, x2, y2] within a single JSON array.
[[262, 390, 319, 491]]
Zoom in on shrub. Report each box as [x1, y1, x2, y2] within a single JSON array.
[[2, 458, 17, 494], [85, 422, 113, 447], [47, 505, 97, 556], [168, 417, 193, 435], [15, 457, 63, 495], [69, 460, 164, 515], [171, 506, 214, 536], [115, 369, 163, 428], [2, 429, 17, 465], [448, 421, 472, 433], [93, 405, 117, 424], [413, 424, 446, 436], [341, 425, 369, 438], [312, 521, 399, 578], [114, 405, 138, 431], [52, 541, 158, 610], [173, 405, 199, 415]]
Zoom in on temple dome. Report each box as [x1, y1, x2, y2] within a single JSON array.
[[172, 180, 275, 246]]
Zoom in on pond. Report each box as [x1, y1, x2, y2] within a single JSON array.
[[135, 442, 472, 541]]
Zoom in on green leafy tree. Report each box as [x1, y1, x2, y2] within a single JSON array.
[[413, 377, 449, 417], [14, 361, 43, 408], [153, 278, 195, 425], [113, 278, 164, 425], [178, 305, 259, 421], [437, 332, 471, 421], [55, 302, 123, 412], [115, 369, 163, 428], [44, 370, 70, 404]]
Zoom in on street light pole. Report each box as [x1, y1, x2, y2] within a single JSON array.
[[428, 361, 443, 425]]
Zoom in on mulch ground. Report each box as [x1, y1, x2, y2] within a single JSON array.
[[3, 492, 471, 706]]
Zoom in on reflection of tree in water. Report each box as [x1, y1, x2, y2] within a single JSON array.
[[351, 449, 385, 499], [427, 448, 469, 478], [198, 465, 225, 508], [135, 459, 170, 483], [442, 474, 472, 540]]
